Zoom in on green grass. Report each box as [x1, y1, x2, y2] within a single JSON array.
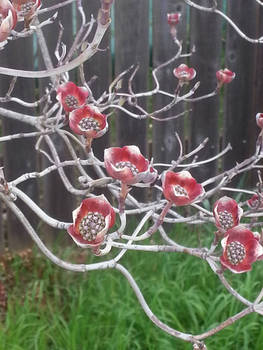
[[1, 226, 263, 350]]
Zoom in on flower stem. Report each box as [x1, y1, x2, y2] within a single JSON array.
[[85, 137, 93, 153], [146, 201, 173, 236], [119, 182, 129, 214]]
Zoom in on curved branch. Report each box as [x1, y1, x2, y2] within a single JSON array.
[[0, 21, 111, 78]]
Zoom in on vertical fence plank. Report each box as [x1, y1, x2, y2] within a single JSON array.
[[223, 1, 258, 186], [152, 0, 187, 164], [0, 201, 3, 254], [0, 37, 38, 251], [114, 0, 149, 153], [189, 0, 222, 182], [38, 4, 76, 240], [250, 5, 263, 187], [83, 0, 111, 159], [115, 0, 149, 201]]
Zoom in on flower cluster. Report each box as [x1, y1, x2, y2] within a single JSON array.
[[57, 81, 107, 152], [67, 146, 209, 251], [212, 196, 263, 273]]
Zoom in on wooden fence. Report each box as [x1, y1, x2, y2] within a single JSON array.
[[0, 0, 263, 253]]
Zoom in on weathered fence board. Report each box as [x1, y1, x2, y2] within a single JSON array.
[[0, 201, 3, 254], [152, 0, 187, 164], [224, 0, 258, 185], [114, 0, 149, 154], [189, 0, 222, 182], [83, 0, 111, 159], [114, 0, 149, 201], [1, 2, 263, 252], [38, 4, 77, 239], [250, 4, 263, 180], [0, 36, 38, 251]]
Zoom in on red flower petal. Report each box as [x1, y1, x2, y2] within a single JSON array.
[[104, 145, 157, 185], [256, 113, 263, 129], [213, 196, 243, 231], [57, 82, 89, 113], [173, 64, 196, 82], [162, 170, 205, 206], [220, 225, 263, 273], [69, 105, 108, 137], [167, 13, 181, 26], [247, 193, 263, 209], [67, 195, 115, 248], [0, 0, 17, 42], [216, 68, 235, 84]]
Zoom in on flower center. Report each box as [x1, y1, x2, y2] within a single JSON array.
[[20, 2, 35, 16], [218, 210, 234, 230], [78, 212, 106, 241], [65, 95, 79, 109], [115, 161, 139, 176], [226, 241, 246, 265], [173, 185, 188, 197], [179, 72, 188, 78], [78, 117, 100, 132]]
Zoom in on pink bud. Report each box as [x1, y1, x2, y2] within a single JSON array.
[[173, 64, 196, 83], [167, 13, 181, 26], [256, 113, 263, 129], [216, 68, 235, 85]]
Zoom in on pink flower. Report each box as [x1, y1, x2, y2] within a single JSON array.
[[167, 13, 181, 26], [247, 194, 263, 209], [213, 196, 243, 232], [173, 64, 196, 83], [104, 145, 158, 185], [0, 0, 17, 44], [12, 0, 41, 25], [216, 68, 235, 85], [162, 170, 205, 206], [256, 113, 263, 129], [67, 195, 115, 248], [57, 82, 89, 113], [69, 105, 108, 138], [220, 225, 263, 273]]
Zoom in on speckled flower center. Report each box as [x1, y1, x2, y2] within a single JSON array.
[[65, 95, 79, 109], [115, 161, 139, 176], [19, 2, 35, 16], [179, 72, 188, 78], [218, 210, 234, 230], [78, 117, 100, 132], [226, 241, 246, 265], [78, 212, 106, 241], [173, 185, 188, 197]]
